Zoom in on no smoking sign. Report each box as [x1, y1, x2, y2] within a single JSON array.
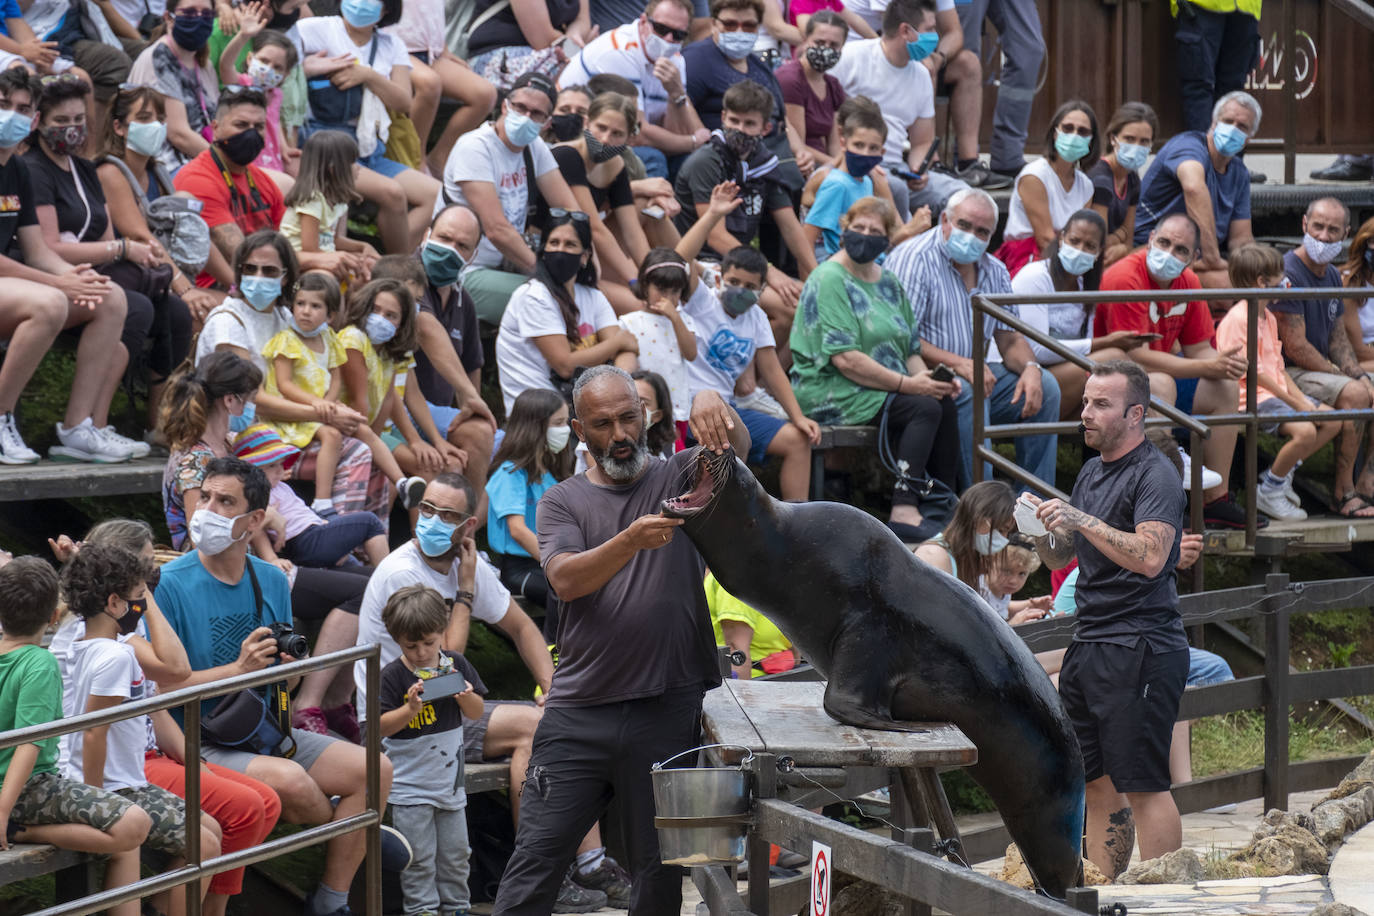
[[811, 841, 831, 916]]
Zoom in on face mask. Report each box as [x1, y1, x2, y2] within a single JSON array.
[[229, 400, 257, 434], [973, 529, 1009, 556], [1212, 121, 1247, 157], [1301, 232, 1344, 266], [548, 112, 583, 142], [546, 424, 571, 453], [841, 229, 887, 264], [414, 512, 458, 557], [1057, 243, 1097, 276], [805, 45, 839, 72], [41, 123, 86, 156], [503, 109, 542, 147], [267, 6, 300, 29], [340, 0, 384, 27], [188, 508, 248, 556], [1146, 244, 1188, 283], [217, 128, 265, 166], [247, 58, 284, 89], [844, 150, 882, 179], [172, 13, 215, 51], [643, 30, 679, 61], [290, 315, 326, 338], [542, 249, 583, 285], [0, 109, 31, 149], [239, 275, 281, 310], [717, 30, 757, 60], [943, 226, 988, 264], [365, 312, 397, 345], [905, 31, 938, 62], [1115, 141, 1149, 171], [421, 239, 466, 287], [720, 284, 758, 317], [125, 119, 167, 157], [1054, 130, 1090, 164], [722, 127, 758, 161], [584, 130, 625, 164]]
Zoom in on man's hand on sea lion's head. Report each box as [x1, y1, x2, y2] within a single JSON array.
[[689, 390, 735, 453]]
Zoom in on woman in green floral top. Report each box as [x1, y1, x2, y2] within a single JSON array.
[[789, 197, 962, 542]]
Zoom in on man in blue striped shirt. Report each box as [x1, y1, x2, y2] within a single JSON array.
[[886, 187, 1061, 489]]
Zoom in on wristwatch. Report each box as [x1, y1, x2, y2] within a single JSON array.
[[671, 93, 688, 106]]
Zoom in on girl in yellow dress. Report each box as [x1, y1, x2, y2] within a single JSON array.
[[261, 272, 426, 516]]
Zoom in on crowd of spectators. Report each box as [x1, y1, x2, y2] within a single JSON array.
[[1, 0, 1373, 911]]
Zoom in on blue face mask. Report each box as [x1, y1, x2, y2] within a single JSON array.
[[290, 315, 326, 338], [239, 275, 282, 311], [1212, 122, 1247, 157], [503, 109, 541, 147], [0, 108, 32, 149], [844, 151, 883, 179], [1057, 243, 1097, 276], [974, 529, 1009, 556], [126, 119, 167, 157], [717, 30, 757, 60], [1054, 130, 1091, 164], [943, 226, 987, 264], [365, 312, 397, 345], [340, 0, 383, 27], [415, 512, 458, 557], [421, 239, 466, 287], [229, 400, 257, 434], [905, 31, 939, 62], [1146, 245, 1188, 283], [1114, 141, 1149, 171]]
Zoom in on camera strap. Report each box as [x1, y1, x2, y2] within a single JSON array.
[[245, 560, 296, 758]]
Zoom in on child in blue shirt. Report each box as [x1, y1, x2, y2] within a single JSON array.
[[803, 98, 890, 257]]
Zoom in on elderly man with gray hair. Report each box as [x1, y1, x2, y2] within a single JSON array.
[[1134, 90, 1261, 288]]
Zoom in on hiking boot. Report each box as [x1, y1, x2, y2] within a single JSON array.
[[50, 418, 133, 463], [1311, 157, 1373, 182], [555, 870, 608, 913], [1256, 486, 1306, 522], [955, 160, 1013, 190], [0, 412, 39, 464], [573, 856, 632, 909], [98, 425, 151, 458]]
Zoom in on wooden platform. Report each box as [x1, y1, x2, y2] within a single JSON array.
[[1204, 513, 1374, 557], [0, 457, 164, 502]]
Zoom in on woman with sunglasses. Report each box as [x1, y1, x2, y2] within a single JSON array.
[[994, 99, 1100, 278], [495, 209, 640, 416], [127, 0, 219, 171]]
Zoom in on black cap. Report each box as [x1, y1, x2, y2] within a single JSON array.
[[508, 71, 558, 110]]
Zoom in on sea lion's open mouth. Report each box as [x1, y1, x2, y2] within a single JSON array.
[[662, 450, 723, 517]]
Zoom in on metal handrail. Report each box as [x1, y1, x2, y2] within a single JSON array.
[[0, 645, 384, 916]]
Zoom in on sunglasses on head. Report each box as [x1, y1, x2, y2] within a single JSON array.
[[548, 207, 591, 223]]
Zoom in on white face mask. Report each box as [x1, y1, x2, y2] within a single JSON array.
[[188, 508, 249, 556], [973, 529, 1010, 556], [546, 423, 571, 453]]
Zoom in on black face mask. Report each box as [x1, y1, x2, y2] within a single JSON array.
[[841, 229, 888, 264], [722, 127, 759, 161], [549, 112, 583, 142], [217, 128, 265, 167], [267, 6, 300, 29], [584, 130, 625, 164], [805, 45, 840, 72], [543, 249, 583, 285]]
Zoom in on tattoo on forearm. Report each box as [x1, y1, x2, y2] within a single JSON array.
[[1080, 518, 1173, 568], [1104, 806, 1136, 878], [1276, 313, 1328, 370], [1328, 322, 1361, 375], [210, 223, 245, 260]]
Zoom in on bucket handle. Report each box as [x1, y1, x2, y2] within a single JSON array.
[[652, 743, 755, 770]]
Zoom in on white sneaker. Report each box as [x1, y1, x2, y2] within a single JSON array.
[[1180, 451, 1223, 490], [0, 412, 39, 464], [1282, 475, 1301, 507], [735, 387, 789, 420], [1256, 485, 1307, 521], [97, 425, 151, 459], [49, 418, 133, 463], [398, 476, 427, 509]]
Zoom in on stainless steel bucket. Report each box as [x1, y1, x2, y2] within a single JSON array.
[[651, 744, 755, 866]]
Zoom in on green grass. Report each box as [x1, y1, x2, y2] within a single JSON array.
[[1190, 708, 1374, 779]]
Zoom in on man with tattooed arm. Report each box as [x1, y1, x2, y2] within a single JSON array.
[[1024, 360, 1187, 879]]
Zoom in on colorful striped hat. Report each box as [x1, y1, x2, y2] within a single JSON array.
[[233, 423, 300, 470]]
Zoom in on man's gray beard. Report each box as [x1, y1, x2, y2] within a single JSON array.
[[593, 428, 650, 482]]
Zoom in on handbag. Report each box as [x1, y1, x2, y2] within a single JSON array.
[[200, 562, 297, 758]]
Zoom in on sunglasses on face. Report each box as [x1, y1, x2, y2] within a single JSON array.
[[241, 263, 283, 277], [417, 502, 471, 525], [1058, 123, 1093, 138], [648, 18, 688, 41]]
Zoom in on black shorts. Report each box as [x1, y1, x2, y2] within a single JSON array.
[[1059, 640, 1189, 793]]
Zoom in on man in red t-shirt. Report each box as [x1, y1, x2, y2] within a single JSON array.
[[1097, 212, 1253, 529]]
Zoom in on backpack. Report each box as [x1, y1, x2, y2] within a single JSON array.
[[103, 156, 211, 279]]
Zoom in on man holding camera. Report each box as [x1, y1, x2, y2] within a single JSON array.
[[155, 457, 395, 916]]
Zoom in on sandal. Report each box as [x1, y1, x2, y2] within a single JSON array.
[[1336, 492, 1374, 518]]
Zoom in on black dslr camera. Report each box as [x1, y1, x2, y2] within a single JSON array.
[[269, 622, 309, 659]]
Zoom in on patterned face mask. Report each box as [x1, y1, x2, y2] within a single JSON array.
[[41, 123, 86, 156]]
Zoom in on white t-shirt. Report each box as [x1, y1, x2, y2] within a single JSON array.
[[1002, 157, 1095, 241], [106, 0, 164, 31], [195, 298, 290, 374], [440, 123, 559, 268], [619, 310, 689, 422], [1358, 297, 1374, 345], [384, 0, 444, 58], [845, 0, 954, 34], [830, 38, 935, 164], [681, 283, 775, 401], [294, 17, 411, 79], [354, 541, 511, 709], [989, 258, 1088, 365], [495, 279, 618, 415], [60, 637, 151, 791], [558, 22, 686, 128]]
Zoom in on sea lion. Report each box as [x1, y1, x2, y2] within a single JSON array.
[[663, 448, 1086, 898]]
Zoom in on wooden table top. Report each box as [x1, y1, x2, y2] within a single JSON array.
[[701, 680, 977, 769]]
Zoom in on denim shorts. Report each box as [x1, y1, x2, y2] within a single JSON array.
[[1255, 397, 1317, 435]]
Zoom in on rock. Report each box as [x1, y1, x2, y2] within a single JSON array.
[[1311, 787, 1374, 848], [1114, 848, 1204, 885], [1307, 904, 1370, 916], [832, 879, 904, 916], [1320, 750, 1374, 805], [1234, 823, 1331, 875], [996, 844, 1110, 890]]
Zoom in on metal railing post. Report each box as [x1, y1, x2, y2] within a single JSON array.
[[1282, 0, 1297, 185], [973, 298, 986, 484], [1263, 573, 1292, 812], [1190, 427, 1205, 592], [1245, 297, 1260, 547], [185, 698, 202, 916], [365, 651, 382, 916]]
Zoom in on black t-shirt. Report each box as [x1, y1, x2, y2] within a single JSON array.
[[1088, 159, 1140, 238], [23, 150, 109, 242], [672, 143, 791, 255], [378, 649, 488, 734], [535, 449, 722, 706], [1274, 249, 1344, 365], [1069, 438, 1187, 651], [0, 155, 38, 255], [467, 0, 581, 56], [530, 145, 635, 235], [414, 282, 484, 408]]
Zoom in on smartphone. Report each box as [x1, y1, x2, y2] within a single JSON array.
[[930, 363, 955, 383], [892, 138, 942, 181], [641, 205, 666, 220], [1131, 332, 1164, 342], [415, 672, 470, 700]]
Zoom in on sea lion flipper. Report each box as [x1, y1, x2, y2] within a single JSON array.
[[820, 679, 919, 732]]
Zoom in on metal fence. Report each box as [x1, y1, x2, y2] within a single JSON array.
[[0, 645, 383, 916]]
